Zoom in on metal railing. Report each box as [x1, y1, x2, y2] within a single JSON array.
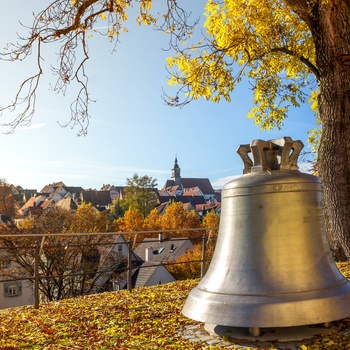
[[0, 228, 218, 309]]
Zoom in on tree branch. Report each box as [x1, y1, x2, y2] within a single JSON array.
[[271, 46, 320, 79]]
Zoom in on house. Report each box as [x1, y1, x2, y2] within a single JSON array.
[[133, 233, 194, 263], [53, 197, 78, 212], [93, 234, 140, 292], [18, 194, 48, 216], [125, 233, 193, 289], [100, 184, 125, 201], [12, 186, 37, 208], [63, 186, 84, 201], [0, 259, 33, 309], [131, 262, 175, 288], [80, 190, 112, 210], [18, 183, 84, 218]]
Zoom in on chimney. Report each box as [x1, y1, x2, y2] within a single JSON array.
[[145, 248, 151, 262], [158, 232, 163, 242]]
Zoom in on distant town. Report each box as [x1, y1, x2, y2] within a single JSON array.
[[9, 157, 221, 227], [0, 157, 221, 310]]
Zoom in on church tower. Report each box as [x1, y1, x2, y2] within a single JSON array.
[[171, 156, 181, 185]]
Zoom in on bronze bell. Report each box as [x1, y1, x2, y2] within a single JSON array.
[[182, 137, 350, 335]]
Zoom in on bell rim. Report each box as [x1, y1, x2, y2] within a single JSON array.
[[182, 280, 350, 328]]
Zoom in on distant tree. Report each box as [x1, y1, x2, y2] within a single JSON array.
[[115, 207, 144, 232], [184, 210, 202, 230], [160, 202, 201, 239], [121, 174, 158, 218], [143, 208, 161, 232], [34, 207, 73, 233], [167, 210, 219, 280], [166, 241, 215, 280], [167, 243, 203, 280], [201, 210, 220, 244], [0, 179, 18, 219], [115, 207, 144, 246], [19, 218, 35, 229], [109, 199, 125, 222], [160, 202, 188, 231], [68, 202, 106, 233]]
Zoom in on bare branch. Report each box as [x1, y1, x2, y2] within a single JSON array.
[[0, 0, 125, 135]]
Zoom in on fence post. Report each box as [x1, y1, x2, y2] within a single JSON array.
[[201, 233, 207, 279], [127, 239, 133, 292], [34, 242, 40, 309]]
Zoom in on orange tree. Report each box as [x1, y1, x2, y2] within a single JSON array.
[[166, 210, 220, 280], [159, 201, 201, 240], [143, 207, 161, 232], [68, 202, 107, 233], [114, 207, 145, 246]]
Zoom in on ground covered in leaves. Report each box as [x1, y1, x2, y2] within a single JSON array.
[[1, 263, 350, 349]]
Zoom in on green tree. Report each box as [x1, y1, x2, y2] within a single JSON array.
[[1, 1, 350, 259], [109, 199, 125, 222], [121, 174, 158, 218]]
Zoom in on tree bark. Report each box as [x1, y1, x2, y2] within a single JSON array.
[[310, 1, 350, 260]]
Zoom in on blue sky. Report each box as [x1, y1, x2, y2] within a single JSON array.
[[0, 1, 315, 191]]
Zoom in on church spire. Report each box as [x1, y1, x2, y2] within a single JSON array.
[[171, 156, 181, 185]]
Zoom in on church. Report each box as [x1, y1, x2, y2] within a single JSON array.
[[158, 157, 220, 216]]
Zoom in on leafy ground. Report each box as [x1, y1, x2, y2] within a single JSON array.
[[1, 264, 350, 349]]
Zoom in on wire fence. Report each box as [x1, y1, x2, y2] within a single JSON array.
[[0, 228, 218, 309]]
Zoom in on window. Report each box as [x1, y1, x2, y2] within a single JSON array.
[[153, 247, 165, 254], [4, 282, 22, 297], [118, 245, 123, 253]]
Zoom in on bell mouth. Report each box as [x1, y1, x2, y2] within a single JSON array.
[[182, 279, 350, 328]]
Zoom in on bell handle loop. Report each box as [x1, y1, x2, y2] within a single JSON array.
[[236, 144, 253, 174], [276, 137, 304, 170], [283, 140, 304, 170], [236, 137, 304, 174], [250, 139, 277, 172]]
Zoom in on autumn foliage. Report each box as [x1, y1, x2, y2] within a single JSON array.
[[166, 210, 220, 280], [1, 267, 350, 349]]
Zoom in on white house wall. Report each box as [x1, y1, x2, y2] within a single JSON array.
[[145, 266, 175, 286], [0, 280, 33, 310]]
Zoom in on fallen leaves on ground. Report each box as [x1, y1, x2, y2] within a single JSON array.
[[0, 263, 350, 349], [0, 279, 205, 350]]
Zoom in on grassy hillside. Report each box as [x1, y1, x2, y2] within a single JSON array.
[[1, 263, 350, 349]]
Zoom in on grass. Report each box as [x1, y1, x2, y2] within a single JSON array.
[[1, 263, 350, 349]]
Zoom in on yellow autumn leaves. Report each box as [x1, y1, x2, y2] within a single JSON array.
[[167, 0, 317, 130], [1, 265, 350, 349]]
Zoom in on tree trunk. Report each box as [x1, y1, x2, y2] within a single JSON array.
[[312, 1, 350, 260]]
